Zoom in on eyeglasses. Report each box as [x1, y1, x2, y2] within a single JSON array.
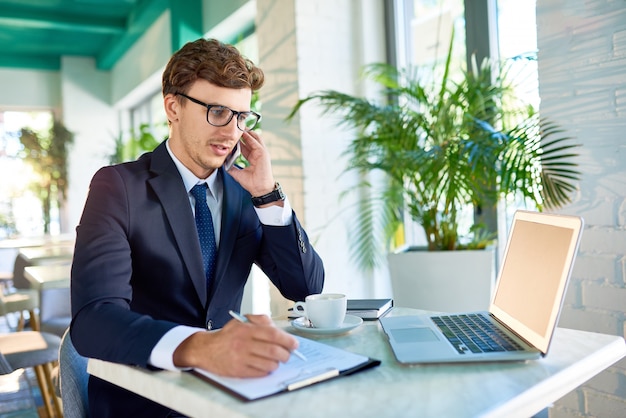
[[176, 92, 261, 131]]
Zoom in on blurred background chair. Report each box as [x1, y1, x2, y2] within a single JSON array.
[[0, 241, 73, 333], [40, 288, 71, 337], [0, 271, 13, 292], [0, 330, 63, 418], [0, 249, 39, 331], [23, 265, 72, 338], [12, 244, 73, 291], [10, 250, 33, 290], [0, 246, 19, 293], [0, 288, 39, 331]]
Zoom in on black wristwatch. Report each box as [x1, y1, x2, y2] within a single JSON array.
[[251, 182, 285, 207]]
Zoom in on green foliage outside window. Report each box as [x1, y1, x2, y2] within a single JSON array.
[[19, 120, 74, 234]]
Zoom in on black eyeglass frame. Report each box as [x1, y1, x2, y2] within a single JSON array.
[[175, 92, 261, 131]]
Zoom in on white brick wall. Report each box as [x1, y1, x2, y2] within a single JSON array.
[[255, 0, 391, 299], [537, 0, 626, 416]]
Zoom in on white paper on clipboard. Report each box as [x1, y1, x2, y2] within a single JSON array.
[[193, 335, 377, 401]]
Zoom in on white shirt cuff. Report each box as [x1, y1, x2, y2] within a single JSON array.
[[148, 325, 205, 371], [254, 196, 293, 226]]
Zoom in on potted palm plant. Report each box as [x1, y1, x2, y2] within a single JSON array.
[[287, 38, 580, 311]]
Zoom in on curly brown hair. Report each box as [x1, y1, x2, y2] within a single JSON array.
[[162, 38, 264, 96]]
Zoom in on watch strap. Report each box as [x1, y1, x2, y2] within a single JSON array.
[[251, 182, 285, 207]]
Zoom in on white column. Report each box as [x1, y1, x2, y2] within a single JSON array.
[[255, 0, 391, 304], [61, 57, 118, 234]]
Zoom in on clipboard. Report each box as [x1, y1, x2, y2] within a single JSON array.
[[192, 335, 380, 401]]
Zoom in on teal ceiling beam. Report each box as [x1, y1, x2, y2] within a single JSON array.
[[0, 54, 61, 71], [0, 7, 125, 34], [0, 0, 210, 71], [96, 0, 169, 70], [169, 0, 203, 52]]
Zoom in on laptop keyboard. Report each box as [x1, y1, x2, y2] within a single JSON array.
[[431, 314, 524, 354]]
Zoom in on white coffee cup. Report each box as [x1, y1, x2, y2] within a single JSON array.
[[292, 293, 347, 329]]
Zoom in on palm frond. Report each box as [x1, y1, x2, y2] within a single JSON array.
[[287, 33, 581, 271]]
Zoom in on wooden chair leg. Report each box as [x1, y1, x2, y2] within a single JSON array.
[[28, 309, 40, 331], [11, 310, 40, 332], [42, 361, 63, 417], [34, 364, 56, 418], [17, 312, 25, 331]]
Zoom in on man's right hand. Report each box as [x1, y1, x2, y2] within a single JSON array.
[[172, 314, 300, 377]]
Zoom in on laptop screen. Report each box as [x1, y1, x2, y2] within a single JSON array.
[[490, 211, 583, 354]]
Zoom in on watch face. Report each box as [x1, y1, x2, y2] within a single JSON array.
[[276, 183, 285, 199]]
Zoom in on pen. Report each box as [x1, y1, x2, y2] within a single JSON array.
[[228, 310, 307, 361]]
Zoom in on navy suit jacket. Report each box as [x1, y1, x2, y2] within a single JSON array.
[[70, 141, 324, 417]]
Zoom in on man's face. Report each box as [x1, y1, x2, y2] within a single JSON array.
[[167, 79, 252, 179]]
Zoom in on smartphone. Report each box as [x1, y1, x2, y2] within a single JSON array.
[[223, 141, 241, 170]]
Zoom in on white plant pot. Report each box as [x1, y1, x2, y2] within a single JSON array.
[[387, 249, 496, 312]]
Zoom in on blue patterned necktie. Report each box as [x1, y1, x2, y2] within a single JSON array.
[[190, 184, 217, 290]]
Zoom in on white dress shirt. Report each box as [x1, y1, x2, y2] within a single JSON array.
[[148, 140, 292, 371]]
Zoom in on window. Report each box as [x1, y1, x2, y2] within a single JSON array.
[[497, 0, 538, 109], [390, 0, 539, 248], [496, 0, 539, 238], [0, 110, 57, 237], [388, 0, 470, 247]]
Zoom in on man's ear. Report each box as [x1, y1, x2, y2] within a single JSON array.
[[163, 94, 179, 122]]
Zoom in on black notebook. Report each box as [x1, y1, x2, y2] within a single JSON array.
[[347, 299, 393, 320]]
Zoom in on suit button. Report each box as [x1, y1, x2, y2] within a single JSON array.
[[297, 229, 306, 253]]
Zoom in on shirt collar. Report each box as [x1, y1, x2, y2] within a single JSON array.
[[165, 139, 219, 198]]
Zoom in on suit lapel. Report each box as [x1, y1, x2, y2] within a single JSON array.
[[214, 171, 244, 280], [147, 142, 208, 307]]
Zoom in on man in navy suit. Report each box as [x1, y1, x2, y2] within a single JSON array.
[[70, 38, 325, 417]]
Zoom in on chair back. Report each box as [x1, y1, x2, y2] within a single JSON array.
[[0, 331, 64, 417], [0, 289, 39, 310], [59, 328, 89, 418], [11, 252, 31, 289], [40, 288, 71, 337]]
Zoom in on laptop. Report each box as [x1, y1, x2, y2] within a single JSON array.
[[379, 210, 584, 364]]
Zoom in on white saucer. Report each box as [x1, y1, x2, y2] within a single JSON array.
[[290, 314, 363, 336]]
